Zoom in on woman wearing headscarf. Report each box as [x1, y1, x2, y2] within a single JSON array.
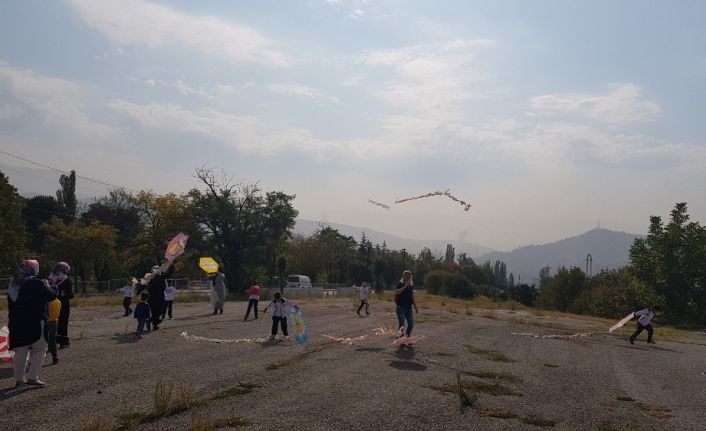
[[48, 262, 73, 348], [7, 259, 57, 387], [209, 271, 226, 314], [139, 262, 173, 331]]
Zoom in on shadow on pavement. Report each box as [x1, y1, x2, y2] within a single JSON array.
[[388, 361, 427, 372]]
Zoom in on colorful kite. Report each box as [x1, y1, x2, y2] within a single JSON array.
[[0, 325, 13, 363], [199, 257, 219, 274], [290, 308, 308, 343], [395, 189, 471, 212], [165, 233, 189, 261], [368, 199, 391, 210], [391, 335, 425, 346]]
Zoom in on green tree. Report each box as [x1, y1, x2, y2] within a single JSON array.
[[630, 203, 706, 324], [0, 171, 27, 276], [538, 266, 587, 312], [56, 170, 77, 220], [444, 243, 455, 264]]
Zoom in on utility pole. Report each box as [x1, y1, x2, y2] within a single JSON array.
[[586, 253, 593, 276]]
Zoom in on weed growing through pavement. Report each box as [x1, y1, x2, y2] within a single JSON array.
[[266, 344, 332, 370], [211, 383, 262, 400], [477, 407, 518, 419], [616, 396, 635, 402], [521, 415, 556, 427], [431, 378, 521, 397], [636, 403, 672, 419], [188, 413, 251, 431], [456, 372, 477, 409], [464, 370, 523, 384], [464, 345, 516, 363]]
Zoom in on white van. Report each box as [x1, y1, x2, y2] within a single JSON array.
[[286, 274, 312, 288]]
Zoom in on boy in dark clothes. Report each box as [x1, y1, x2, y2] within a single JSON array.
[[134, 292, 151, 339]]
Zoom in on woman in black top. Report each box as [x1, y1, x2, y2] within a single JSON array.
[[394, 270, 418, 337], [49, 262, 73, 348], [8, 260, 57, 387]]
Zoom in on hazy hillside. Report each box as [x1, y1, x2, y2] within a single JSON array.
[[475, 228, 643, 284], [293, 219, 494, 258]]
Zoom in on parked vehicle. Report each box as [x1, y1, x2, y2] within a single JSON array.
[[286, 275, 312, 288]]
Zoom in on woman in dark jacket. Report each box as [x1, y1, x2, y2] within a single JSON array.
[[49, 262, 73, 348], [8, 260, 57, 387]]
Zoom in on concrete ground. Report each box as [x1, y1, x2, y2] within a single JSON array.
[[2, 296, 706, 431]]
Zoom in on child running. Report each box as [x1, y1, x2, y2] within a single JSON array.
[[162, 282, 176, 320], [46, 297, 61, 364], [356, 282, 371, 316], [116, 278, 135, 316], [263, 292, 298, 341], [134, 292, 151, 339]]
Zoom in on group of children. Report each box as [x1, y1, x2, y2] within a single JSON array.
[[115, 277, 178, 339]]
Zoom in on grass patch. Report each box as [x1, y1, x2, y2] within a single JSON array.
[[636, 403, 672, 419], [211, 383, 262, 400], [456, 372, 477, 409], [616, 396, 635, 402], [464, 345, 516, 363], [464, 370, 523, 384], [431, 379, 521, 397], [506, 318, 569, 331], [266, 344, 331, 370], [522, 415, 556, 427], [478, 407, 518, 419], [188, 415, 251, 431]]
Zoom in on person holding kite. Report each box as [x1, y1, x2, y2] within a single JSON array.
[[138, 262, 174, 331], [629, 305, 660, 344], [263, 292, 298, 341], [7, 259, 57, 387], [244, 281, 261, 321], [48, 262, 73, 348], [209, 271, 226, 315], [394, 271, 418, 337]]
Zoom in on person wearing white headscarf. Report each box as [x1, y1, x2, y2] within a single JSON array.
[[7, 259, 57, 387]]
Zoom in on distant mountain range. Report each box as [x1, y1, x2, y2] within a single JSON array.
[[475, 228, 643, 283], [295, 219, 642, 284], [293, 219, 494, 258]]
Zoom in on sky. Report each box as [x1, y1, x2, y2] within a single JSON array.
[[1, 0, 705, 251]]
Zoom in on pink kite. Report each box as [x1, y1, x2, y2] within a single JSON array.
[[165, 233, 189, 261], [391, 335, 426, 347]]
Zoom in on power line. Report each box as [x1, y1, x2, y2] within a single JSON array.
[[0, 150, 139, 193]]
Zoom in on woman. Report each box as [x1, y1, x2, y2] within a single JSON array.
[[8, 260, 57, 387], [394, 270, 418, 337], [48, 262, 73, 348], [209, 271, 226, 314]]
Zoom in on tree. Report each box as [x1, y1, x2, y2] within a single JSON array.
[[0, 171, 27, 276], [444, 243, 455, 264], [81, 189, 143, 249], [42, 218, 119, 281], [538, 266, 588, 312], [22, 195, 60, 252], [56, 170, 77, 220], [189, 167, 297, 291], [630, 203, 706, 324]]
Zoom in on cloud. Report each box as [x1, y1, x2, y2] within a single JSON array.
[[133, 77, 236, 98], [0, 104, 23, 120], [360, 39, 495, 118], [0, 61, 118, 139], [268, 83, 339, 105], [529, 84, 660, 124], [68, 0, 287, 67]]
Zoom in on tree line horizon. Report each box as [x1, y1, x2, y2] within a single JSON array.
[[1, 168, 704, 326]]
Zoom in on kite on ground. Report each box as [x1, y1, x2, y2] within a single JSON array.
[[0, 325, 13, 363], [391, 335, 425, 346], [291, 307, 308, 343], [609, 313, 635, 332]]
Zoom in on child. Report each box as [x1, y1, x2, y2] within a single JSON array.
[[162, 282, 176, 320], [46, 297, 61, 364], [263, 292, 297, 341], [134, 292, 151, 339], [356, 282, 371, 316], [629, 305, 660, 344], [116, 278, 135, 316], [244, 281, 261, 321]]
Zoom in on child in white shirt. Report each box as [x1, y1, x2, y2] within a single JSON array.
[[356, 282, 371, 316], [263, 292, 298, 341], [116, 278, 136, 316], [162, 283, 177, 319]]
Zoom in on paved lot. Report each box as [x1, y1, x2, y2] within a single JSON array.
[[2, 296, 706, 430]]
